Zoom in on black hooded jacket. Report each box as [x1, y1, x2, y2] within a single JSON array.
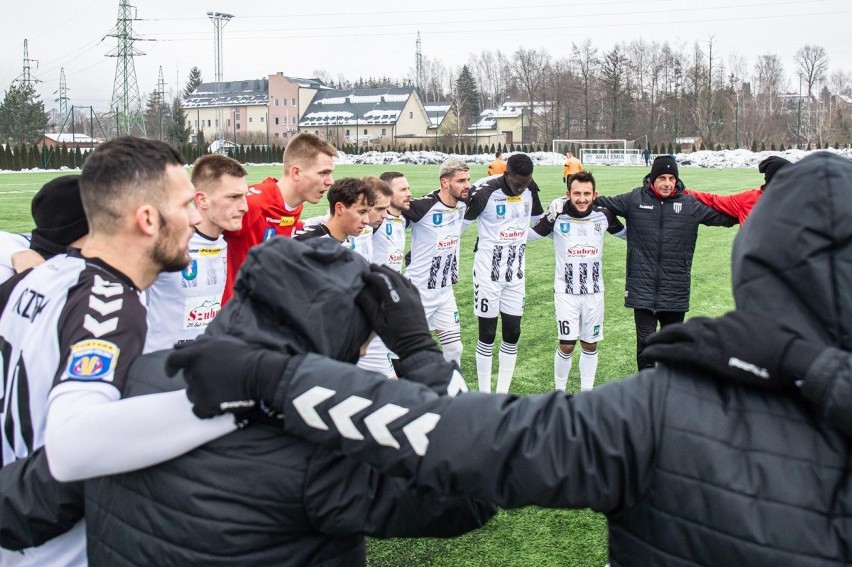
[[596, 176, 736, 311], [83, 238, 494, 566], [267, 153, 851, 565]]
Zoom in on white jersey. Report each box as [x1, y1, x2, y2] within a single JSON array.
[[531, 197, 625, 295], [372, 213, 407, 272], [403, 191, 467, 291], [0, 251, 147, 566], [346, 226, 375, 262], [143, 230, 227, 353], [0, 232, 30, 284], [464, 175, 543, 284]]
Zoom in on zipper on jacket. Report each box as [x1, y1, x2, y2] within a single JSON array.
[[653, 197, 664, 311]]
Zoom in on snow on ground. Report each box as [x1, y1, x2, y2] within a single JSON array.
[[3, 148, 851, 174]]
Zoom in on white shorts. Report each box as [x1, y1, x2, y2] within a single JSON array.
[[419, 287, 460, 332], [472, 272, 525, 318], [357, 335, 397, 378], [555, 292, 604, 343]]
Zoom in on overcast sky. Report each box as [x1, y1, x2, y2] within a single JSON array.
[[3, 0, 850, 111]]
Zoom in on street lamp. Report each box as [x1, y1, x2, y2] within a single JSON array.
[[160, 111, 172, 142]]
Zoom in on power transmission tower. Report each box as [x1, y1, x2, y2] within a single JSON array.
[[107, 0, 146, 137], [55, 68, 71, 133], [156, 66, 168, 140], [20, 39, 40, 87], [416, 32, 424, 96], [208, 11, 233, 151]]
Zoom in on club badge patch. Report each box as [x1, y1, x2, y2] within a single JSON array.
[[65, 339, 120, 381]]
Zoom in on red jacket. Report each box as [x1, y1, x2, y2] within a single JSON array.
[[683, 187, 762, 225]]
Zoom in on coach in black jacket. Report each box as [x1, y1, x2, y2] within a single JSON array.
[[83, 238, 493, 566], [171, 152, 851, 566], [595, 156, 736, 369]]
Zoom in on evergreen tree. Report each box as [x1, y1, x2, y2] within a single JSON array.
[[779, 143, 786, 151], [143, 90, 167, 140], [0, 82, 50, 145], [168, 97, 192, 145], [770, 142, 776, 151], [184, 67, 203, 98], [454, 65, 481, 132]]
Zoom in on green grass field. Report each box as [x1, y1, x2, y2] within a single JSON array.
[[0, 162, 758, 566]]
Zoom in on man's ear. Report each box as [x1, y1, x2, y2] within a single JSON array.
[[194, 190, 208, 210], [136, 204, 158, 237]]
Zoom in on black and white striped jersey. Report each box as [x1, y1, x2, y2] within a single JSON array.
[[531, 197, 625, 294], [372, 213, 407, 272], [403, 191, 467, 291], [464, 175, 544, 284], [0, 250, 146, 465]]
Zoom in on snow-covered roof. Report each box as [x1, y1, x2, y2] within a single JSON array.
[[41, 133, 98, 143], [423, 101, 451, 128], [299, 87, 414, 127], [185, 79, 270, 108]]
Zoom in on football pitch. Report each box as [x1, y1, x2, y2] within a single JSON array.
[[0, 162, 757, 565]]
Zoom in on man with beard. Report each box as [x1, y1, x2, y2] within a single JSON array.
[[144, 154, 249, 352], [0, 137, 238, 565], [528, 172, 625, 392]]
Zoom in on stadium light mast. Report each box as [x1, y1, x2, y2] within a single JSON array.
[[208, 11, 233, 153]]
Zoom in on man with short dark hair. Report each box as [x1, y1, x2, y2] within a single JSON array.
[[528, 171, 625, 392], [222, 132, 337, 303], [294, 178, 374, 245], [464, 154, 543, 392], [596, 155, 737, 370]]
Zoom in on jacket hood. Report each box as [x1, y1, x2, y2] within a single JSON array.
[[205, 237, 373, 363], [732, 151, 852, 350]]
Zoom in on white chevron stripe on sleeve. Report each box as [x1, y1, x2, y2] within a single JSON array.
[[292, 386, 336, 430], [83, 314, 119, 338], [89, 295, 124, 316], [92, 275, 125, 298], [328, 395, 372, 440], [402, 412, 440, 456], [363, 404, 409, 449], [446, 370, 467, 397]]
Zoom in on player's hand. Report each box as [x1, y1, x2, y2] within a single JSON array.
[[643, 311, 824, 390], [356, 265, 439, 359], [165, 336, 290, 419]]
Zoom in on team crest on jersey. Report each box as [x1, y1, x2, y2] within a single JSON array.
[[182, 260, 198, 281], [594, 222, 602, 233], [560, 222, 571, 234], [495, 204, 506, 218], [673, 203, 682, 213], [65, 339, 119, 381], [432, 213, 443, 225], [263, 227, 276, 241], [385, 223, 393, 235]]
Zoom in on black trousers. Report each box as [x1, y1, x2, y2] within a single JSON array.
[[634, 309, 685, 370]]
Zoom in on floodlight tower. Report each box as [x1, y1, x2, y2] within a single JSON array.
[[107, 0, 146, 137], [208, 11, 233, 151]]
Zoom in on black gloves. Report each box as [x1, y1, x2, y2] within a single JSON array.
[[643, 311, 824, 391], [356, 265, 439, 359], [165, 336, 290, 418]]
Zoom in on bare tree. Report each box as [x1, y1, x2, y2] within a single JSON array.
[[510, 47, 551, 143], [753, 54, 785, 116], [571, 39, 599, 138], [468, 50, 512, 110], [795, 44, 829, 98], [599, 46, 631, 137]]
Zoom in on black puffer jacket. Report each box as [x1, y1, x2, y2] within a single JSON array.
[[597, 177, 736, 311], [271, 153, 851, 565], [84, 238, 494, 566]]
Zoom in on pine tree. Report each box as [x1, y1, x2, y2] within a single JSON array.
[[184, 67, 203, 98], [779, 143, 786, 151], [168, 97, 192, 145], [454, 65, 481, 133], [0, 82, 50, 145]]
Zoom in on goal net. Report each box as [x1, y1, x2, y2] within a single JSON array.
[[552, 139, 642, 166]]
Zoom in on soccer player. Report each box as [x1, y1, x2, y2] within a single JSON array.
[[561, 151, 583, 183], [528, 172, 625, 392], [487, 151, 506, 176], [222, 133, 337, 304], [345, 176, 393, 261], [402, 158, 470, 367], [464, 154, 543, 393], [0, 137, 237, 565], [294, 178, 374, 245], [143, 154, 248, 353]]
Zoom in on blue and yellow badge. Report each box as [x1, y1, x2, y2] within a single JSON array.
[[263, 227, 276, 241], [496, 204, 506, 217], [432, 213, 443, 225], [65, 339, 120, 381], [182, 259, 198, 281]]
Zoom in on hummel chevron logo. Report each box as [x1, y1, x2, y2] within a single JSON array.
[[83, 314, 118, 338], [447, 370, 467, 397], [402, 413, 440, 456], [292, 386, 336, 430], [364, 404, 409, 449], [328, 395, 372, 440], [89, 296, 123, 316], [92, 275, 124, 298]]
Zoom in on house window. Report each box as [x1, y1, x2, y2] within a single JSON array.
[[215, 119, 219, 127], [292, 98, 296, 106], [345, 129, 350, 135], [274, 99, 279, 106], [194, 120, 198, 127], [275, 117, 280, 125], [363, 129, 368, 135], [291, 116, 297, 125], [282, 98, 287, 106], [227, 119, 231, 126], [315, 130, 319, 135], [249, 117, 253, 123], [236, 110, 241, 120], [236, 124, 241, 130], [274, 132, 279, 138], [381, 128, 386, 136], [207, 120, 211, 127], [409, 112, 413, 119], [260, 116, 264, 123]]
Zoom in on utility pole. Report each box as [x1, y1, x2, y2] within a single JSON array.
[[208, 11, 233, 152], [20, 39, 40, 88], [156, 66, 167, 140], [55, 68, 71, 133], [107, 0, 146, 137], [416, 32, 424, 96]]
